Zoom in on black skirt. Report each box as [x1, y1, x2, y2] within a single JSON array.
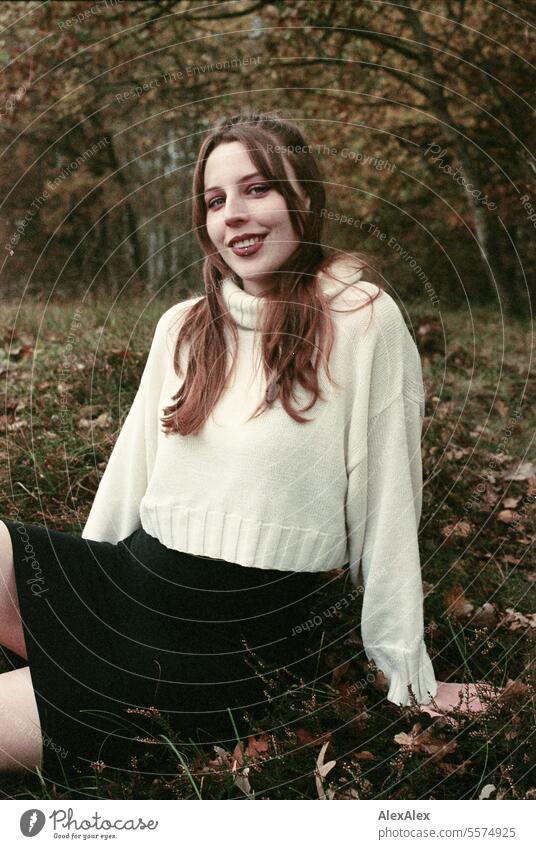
[[4, 520, 328, 783]]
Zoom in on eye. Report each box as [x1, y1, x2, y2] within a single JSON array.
[[248, 183, 270, 195], [206, 183, 271, 210], [207, 196, 224, 210]]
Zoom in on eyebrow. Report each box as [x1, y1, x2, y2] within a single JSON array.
[[204, 172, 265, 195]]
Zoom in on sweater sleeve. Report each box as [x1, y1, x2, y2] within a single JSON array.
[[345, 320, 437, 707], [81, 307, 174, 545]]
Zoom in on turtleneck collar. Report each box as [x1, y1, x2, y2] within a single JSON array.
[[220, 268, 352, 331], [221, 276, 263, 330]]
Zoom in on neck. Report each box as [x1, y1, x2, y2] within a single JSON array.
[[240, 280, 270, 297]]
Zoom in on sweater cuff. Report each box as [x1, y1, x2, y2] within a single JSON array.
[[367, 641, 438, 707]]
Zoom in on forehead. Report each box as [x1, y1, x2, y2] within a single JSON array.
[[204, 142, 258, 189]]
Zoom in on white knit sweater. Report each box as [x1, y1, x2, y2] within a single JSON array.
[[82, 259, 437, 707]]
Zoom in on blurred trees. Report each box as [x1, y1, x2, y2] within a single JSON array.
[[0, 0, 533, 314]]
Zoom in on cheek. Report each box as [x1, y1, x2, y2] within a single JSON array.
[[277, 215, 299, 243], [264, 205, 295, 234], [205, 216, 221, 245]]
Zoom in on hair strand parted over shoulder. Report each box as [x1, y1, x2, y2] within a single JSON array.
[[161, 111, 383, 437]]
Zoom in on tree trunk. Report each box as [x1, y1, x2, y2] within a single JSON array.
[[105, 138, 147, 285], [404, 7, 520, 314]]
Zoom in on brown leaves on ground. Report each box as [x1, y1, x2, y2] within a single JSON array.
[[352, 750, 377, 761], [444, 585, 474, 619], [499, 609, 536, 631], [438, 758, 474, 777], [502, 462, 535, 481], [498, 679, 532, 704], [444, 586, 534, 632], [472, 602, 498, 628], [78, 412, 112, 430], [2, 337, 35, 361], [233, 734, 270, 766], [201, 733, 272, 798], [206, 733, 271, 771], [394, 722, 457, 763], [440, 518, 473, 542]]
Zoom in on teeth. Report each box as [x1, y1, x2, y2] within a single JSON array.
[[231, 236, 264, 248]]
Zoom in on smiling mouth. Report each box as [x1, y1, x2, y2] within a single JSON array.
[[228, 234, 266, 248]]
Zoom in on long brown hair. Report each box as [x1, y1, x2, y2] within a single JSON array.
[[161, 111, 382, 437]]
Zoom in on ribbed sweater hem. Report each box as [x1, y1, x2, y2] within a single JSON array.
[[139, 502, 348, 572]]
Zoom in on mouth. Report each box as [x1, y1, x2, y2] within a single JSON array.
[[227, 233, 267, 257], [227, 233, 266, 248]]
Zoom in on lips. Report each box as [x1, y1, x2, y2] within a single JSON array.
[[227, 233, 267, 247]]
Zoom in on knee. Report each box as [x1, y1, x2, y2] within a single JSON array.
[[0, 520, 14, 575]]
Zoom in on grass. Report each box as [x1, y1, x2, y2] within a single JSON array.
[[0, 291, 534, 800]]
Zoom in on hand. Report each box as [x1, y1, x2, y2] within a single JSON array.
[[419, 681, 498, 717]]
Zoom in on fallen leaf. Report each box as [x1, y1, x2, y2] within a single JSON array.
[[78, 412, 112, 430], [444, 585, 474, 619], [232, 734, 270, 767], [232, 766, 253, 798], [503, 462, 535, 481], [208, 744, 256, 797], [472, 602, 498, 628], [94, 412, 112, 428], [353, 750, 376, 761], [245, 734, 270, 759], [7, 342, 34, 360], [107, 347, 137, 362], [441, 519, 473, 539], [498, 679, 530, 703], [445, 447, 470, 461], [500, 608, 536, 631], [5, 399, 20, 414], [485, 487, 500, 506], [438, 758, 472, 776], [315, 741, 336, 800], [394, 723, 457, 762], [478, 783, 496, 800], [394, 731, 415, 747]]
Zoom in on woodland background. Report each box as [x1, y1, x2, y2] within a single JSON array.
[[0, 0, 534, 313]]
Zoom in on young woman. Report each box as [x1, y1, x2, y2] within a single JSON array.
[[0, 111, 486, 783]]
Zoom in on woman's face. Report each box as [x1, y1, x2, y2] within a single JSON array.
[[203, 141, 310, 296]]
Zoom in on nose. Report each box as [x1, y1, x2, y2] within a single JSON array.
[[223, 190, 249, 226]]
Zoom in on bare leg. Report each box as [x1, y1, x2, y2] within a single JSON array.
[[0, 666, 43, 772], [0, 520, 28, 660]]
